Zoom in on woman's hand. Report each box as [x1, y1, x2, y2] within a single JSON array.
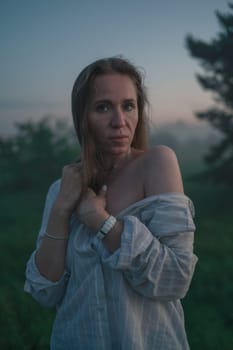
[[54, 163, 82, 217], [76, 185, 109, 232]]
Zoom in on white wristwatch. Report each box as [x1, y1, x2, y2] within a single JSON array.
[[96, 215, 117, 239]]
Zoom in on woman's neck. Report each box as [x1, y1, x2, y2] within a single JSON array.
[[102, 148, 132, 172]]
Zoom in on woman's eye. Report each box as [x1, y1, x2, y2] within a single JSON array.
[[124, 102, 135, 112], [96, 104, 109, 113]]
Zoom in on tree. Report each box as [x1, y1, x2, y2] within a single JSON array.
[[0, 117, 79, 191], [185, 2, 233, 184]]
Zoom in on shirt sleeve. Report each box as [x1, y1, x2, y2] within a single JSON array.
[[97, 194, 198, 301], [24, 180, 70, 308]]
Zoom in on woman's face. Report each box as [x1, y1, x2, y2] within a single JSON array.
[[88, 73, 139, 157]]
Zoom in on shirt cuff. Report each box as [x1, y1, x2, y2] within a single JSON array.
[[24, 251, 69, 293]]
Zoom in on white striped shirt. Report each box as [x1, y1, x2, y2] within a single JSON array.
[[25, 180, 198, 349]]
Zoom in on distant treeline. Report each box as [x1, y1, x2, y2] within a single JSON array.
[[0, 117, 79, 192]]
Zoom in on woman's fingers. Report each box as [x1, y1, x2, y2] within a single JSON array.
[[98, 184, 107, 198]]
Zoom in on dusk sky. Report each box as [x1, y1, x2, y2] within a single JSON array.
[[0, 0, 229, 135]]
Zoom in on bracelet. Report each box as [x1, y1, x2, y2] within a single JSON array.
[[44, 232, 69, 240], [96, 215, 117, 240]]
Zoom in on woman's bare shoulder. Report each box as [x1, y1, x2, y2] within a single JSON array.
[[142, 145, 184, 196], [143, 145, 178, 163]]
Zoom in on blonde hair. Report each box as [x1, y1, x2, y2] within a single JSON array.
[[71, 56, 149, 193]]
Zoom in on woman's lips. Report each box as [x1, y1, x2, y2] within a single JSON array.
[[109, 135, 128, 140], [109, 136, 128, 144]]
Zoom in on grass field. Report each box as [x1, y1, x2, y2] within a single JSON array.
[[1, 180, 233, 349]]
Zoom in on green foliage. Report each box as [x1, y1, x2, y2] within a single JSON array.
[[185, 2, 233, 184], [0, 117, 80, 192], [183, 183, 233, 350], [0, 191, 55, 349]]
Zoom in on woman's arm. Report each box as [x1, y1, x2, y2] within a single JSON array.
[[25, 180, 70, 307], [25, 164, 83, 307], [102, 209, 197, 301], [35, 164, 82, 282]]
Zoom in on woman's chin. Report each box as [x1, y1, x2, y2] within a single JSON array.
[[107, 146, 130, 156]]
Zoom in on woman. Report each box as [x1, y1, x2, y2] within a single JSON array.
[[25, 57, 198, 349]]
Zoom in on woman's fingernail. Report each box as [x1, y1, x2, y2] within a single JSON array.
[[102, 184, 107, 191]]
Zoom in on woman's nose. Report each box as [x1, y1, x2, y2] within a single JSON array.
[[111, 107, 126, 127]]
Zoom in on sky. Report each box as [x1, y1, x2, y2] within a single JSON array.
[[0, 0, 230, 135]]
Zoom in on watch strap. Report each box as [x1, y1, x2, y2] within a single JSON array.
[[96, 215, 117, 239]]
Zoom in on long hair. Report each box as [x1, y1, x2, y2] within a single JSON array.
[[71, 56, 150, 193]]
